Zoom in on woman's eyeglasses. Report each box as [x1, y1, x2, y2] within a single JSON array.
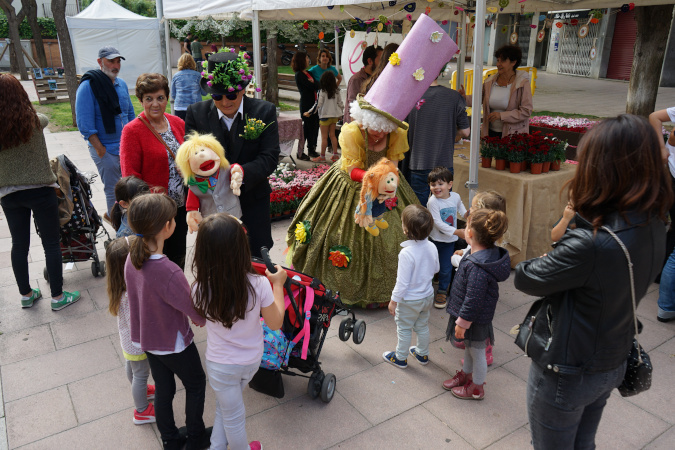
[[211, 92, 238, 101]]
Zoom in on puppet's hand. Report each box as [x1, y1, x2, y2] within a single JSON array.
[[230, 164, 244, 196], [354, 213, 373, 228], [187, 211, 203, 234]]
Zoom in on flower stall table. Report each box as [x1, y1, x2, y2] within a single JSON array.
[[452, 152, 576, 267], [277, 112, 304, 160]]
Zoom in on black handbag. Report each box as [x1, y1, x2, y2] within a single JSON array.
[[601, 226, 653, 397]]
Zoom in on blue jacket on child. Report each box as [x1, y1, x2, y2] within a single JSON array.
[[447, 246, 510, 324]]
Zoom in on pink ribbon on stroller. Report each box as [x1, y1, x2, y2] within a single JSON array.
[[284, 286, 315, 360]]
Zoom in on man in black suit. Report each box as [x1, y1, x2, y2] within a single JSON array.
[[185, 50, 279, 257]]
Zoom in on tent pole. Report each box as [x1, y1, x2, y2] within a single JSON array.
[[156, 0, 173, 112], [468, 0, 486, 204], [335, 29, 341, 80], [252, 10, 262, 100], [456, 12, 465, 90]]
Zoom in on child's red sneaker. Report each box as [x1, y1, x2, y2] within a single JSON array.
[[451, 381, 485, 400], [146, 384, 155, 401], [133, 403, 156, 425], [442, 370, 471, 391]]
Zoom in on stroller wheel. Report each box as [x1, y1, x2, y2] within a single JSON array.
[[91, 262, 103, 277], [352, 320, 366, 345], [43, 267, 50, 283], [338, 318, 353, 342], [320, 373, 336, 403], [99, 261, 106, 277], [307, 372, 322, 399]]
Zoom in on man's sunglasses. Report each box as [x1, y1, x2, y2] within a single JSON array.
[[211, 92, 238, 101]]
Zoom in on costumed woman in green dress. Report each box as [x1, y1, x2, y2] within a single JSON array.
[[286, 15, 459, 307]]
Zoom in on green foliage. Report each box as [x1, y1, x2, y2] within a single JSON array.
[[0, 17, 58, 39]]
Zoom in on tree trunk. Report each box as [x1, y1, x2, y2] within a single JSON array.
[[0, 0, 28, 80], [266, 30, 278, 106], [626, 5, 674, 117], [23, 0, 48, 67], [52, 0, 78, 126]]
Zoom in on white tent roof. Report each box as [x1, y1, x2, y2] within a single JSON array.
[[163, 0, 675, 20], [67, 0, 162, 87]]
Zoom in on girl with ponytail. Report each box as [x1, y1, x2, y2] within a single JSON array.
[[442, 208, 511, 401], [124, 193, 211, 449]]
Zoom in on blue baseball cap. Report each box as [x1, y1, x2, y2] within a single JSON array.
[[98, 46, 125, 60]]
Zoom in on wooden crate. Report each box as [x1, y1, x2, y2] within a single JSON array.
[[32, 75, 72, 105]]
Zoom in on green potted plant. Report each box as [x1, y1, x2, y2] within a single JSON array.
[[480, 137, 495, 168], [493, 138, 508, 170], [550, 138, 567, 171], [507, 146, 526, 173], [527, 144, 549, 174]]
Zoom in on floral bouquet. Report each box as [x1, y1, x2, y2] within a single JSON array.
[[240, 116, 273, 140]]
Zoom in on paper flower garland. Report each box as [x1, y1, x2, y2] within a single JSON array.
[[404, 3, 416, 12], [329, 245, 352, 269], [319, 31, 324, 39], [425, 6, 431, 14], [556, 22, 563, 28], [499, 0, 509, 7], [302, 21, 309, 30], [294, 221, 311, 244], [389, 52, 401, 65], [430, 31, 442, 43], [350, 29, 355, 38], [501, 25, 508, 33], [413, 68, 425, 81], [377, 23, 383, 31], [406, 13, 412, 21]]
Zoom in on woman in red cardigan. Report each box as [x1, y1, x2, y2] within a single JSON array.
[[120, 73, 188, 269]]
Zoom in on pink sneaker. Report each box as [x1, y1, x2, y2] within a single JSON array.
[[249, 441, 263, 450], [133, 403, 156, 425], [146, 384, 155, 401]]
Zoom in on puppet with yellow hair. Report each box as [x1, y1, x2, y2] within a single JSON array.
[[176, 132, 243, 233], [354, 158, 399, 237]]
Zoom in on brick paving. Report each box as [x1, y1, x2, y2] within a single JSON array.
[[0, 74, 674, 449]]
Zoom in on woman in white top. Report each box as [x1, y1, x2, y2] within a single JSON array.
[[461, 45, 533, 137]]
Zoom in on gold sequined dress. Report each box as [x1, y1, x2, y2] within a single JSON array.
[[286, 122, 420, 307]]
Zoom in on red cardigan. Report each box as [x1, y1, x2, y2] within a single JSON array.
[[120, 112, 186, 191]]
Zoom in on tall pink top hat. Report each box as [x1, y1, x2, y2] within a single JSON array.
[[355, 14, 458, 131]]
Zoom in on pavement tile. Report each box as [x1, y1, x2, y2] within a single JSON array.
[[423, 368, 529, 449], [491, 302, 535, 336], [484, 426, 533, 449], [245, 392, 371, 449], [338, 361, 448, 425], [0, 252, 12, 270], [69, 367, 135, 423], [0, 324, 55, 365], [644, 425, 675, 449], [50, 308, 118, 350], [314, 335, 373, 381], [501, 354, 532, 383], [330, 404, 473, 449], [5, 386, 77, 448], [16, 408, 160, 450], [0, 418, 7, 450], [595, 393, 670, 449], [2, 337, 121, 402]]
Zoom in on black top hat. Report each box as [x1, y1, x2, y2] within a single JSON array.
[[200, 49, 252, 96]]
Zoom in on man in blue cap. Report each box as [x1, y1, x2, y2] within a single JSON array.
[[75, 46, 135, 220]]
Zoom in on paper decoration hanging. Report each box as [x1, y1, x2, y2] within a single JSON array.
[[377, 23, 383, 31], [350, 29, 355, 38], [537, 29, 546, 42], [488, 6, 498, 13], [389, 1, 397, 6], [361, 41, 367, 49], [590, 46, 597, 60], [570, 19, 578, 26], [319, 32, 324, 39], [510, 32, 518, 44], [327, 5, 333, 9], [629, 2, 635, 9], [539, 14, 546, 21], [302, 21, 309, 30], [590, 18, 599, 24], [621, 4, 630, 13], [499, 0, 509, 7], [578, 24, 589, 38], [340, 5, 344, 12], [530, 24, 537, 29], [425, 6, 431, 14], [556, 22, 563, 28], [404, 3, 416, 12], [501, 25, 508, 33]]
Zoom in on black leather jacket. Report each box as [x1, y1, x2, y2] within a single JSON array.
[[514, 211, 665, 373]]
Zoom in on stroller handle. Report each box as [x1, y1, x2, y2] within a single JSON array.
[[260, 247, 303, 327]]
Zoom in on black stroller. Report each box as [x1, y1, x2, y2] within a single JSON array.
[[248, 248, 366, 403], [38, 155, 112, 282]]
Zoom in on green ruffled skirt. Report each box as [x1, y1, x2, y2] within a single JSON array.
[[286, 162, 420, 307]]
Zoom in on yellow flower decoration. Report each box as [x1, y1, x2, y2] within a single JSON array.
[[350, 29, 355, 38], [377, 23, 383, 32], [430, 31, 442, 43], [389, 52, 401, 66], [413, 68, 425, 81], [295, 220, 311, 244]]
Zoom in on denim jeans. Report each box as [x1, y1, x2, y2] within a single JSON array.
[[1, 187, 63, 298], [527, 361, 626, 450], [206, 360, 260, 450], [658, 246, 675, 320], [410, 167, 454, 208], [432, 240, 456, 293], [146, 342, 206, 443], [394, 294, 434, 361], [88, 145, 121, 215]]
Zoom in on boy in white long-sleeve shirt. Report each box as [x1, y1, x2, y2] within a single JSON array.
[[383, 205, 440, 369], [426, 167, 468, 309]]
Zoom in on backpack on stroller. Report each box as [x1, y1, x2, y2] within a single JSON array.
[[37, 155, 112, 282], [248, 248, 366, 403]]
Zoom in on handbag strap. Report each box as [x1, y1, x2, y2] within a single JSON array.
[[138, 114, 176, 160], [601, 226, 643, 362]]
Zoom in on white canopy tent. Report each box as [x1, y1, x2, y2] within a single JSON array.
[[160, 0, 675, 200], [67, 0, 163, 88]]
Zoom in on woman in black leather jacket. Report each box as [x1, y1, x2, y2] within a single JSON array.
[[514, 114, 672, 449]]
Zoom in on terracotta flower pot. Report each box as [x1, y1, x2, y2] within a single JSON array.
[[551, 160, 561, 171], [495, 159, 506, 170], [509, 161, 522, 173], [542, 161, 551, 173], [481, 157, 492, 168], [530, 162, 543, 174], [521, 161, 528, 171]]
